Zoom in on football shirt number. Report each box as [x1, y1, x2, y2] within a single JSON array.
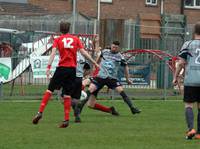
[[195, 48, 200, 64], [62, 38, 74, 48]]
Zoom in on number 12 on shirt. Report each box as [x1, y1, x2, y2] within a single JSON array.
[[62, 38, 74, 48]]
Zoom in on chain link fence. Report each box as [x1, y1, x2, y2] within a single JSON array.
[[0, 19, 193, 100]]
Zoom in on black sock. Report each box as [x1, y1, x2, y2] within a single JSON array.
[[71, 100, 76, 111], [72, 99, 79, 117], [197, 109, 200, 133], [185, 107, 194, 131], [120, 91, 133, 109], [79, 90, 90, 113], [74, 104, 80, 117]]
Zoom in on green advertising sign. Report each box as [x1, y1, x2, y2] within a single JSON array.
[[0, 60, 11, 80]]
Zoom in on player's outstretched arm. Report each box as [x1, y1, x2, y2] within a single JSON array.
[[46, 47, 56, 79], [79, 48, 99, 68], [124, 65, 132, 85]]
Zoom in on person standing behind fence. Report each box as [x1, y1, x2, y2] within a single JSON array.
[[0, 42, 12, 57], [32, 21, 98, 128], [173, 22, 200, 140], [78, 41, 141, 116]]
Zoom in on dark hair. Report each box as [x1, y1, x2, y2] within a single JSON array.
[[105, 45, 111, 49], [112, 41, 120, 46], [60, 21, 70, 34], [194, 22, 200, 35]]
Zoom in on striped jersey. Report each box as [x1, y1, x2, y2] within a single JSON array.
[[76, 51, 86, 77], [97, 49, 127, 79], [179, 40, 200, 86]]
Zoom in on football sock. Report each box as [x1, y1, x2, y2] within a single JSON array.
[[63, 96, 71, 121], [72, 99, 79, 117], [185, 107, 194, 131], [93, 103, 111, 113], [79, 99, 88, 113], [71, 99, 77, 111], [79, 90, 90, 113], [39, 91, 52, 113], [120, 91, 133, 109], [74, 104, 80, 117], [197, 109, 200, 133], [81, 85, 85, 90]]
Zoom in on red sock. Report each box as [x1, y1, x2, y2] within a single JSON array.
[[63, 96, 71, 121], [93, 103, 111, 113], [39, 91, 52, 113], [81, 84, 85, 90]]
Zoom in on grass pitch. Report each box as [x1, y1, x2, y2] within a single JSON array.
[[0, 99, 199, 149]]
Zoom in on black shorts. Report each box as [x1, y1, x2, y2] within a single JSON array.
[[71, 77, 82, 99], [48, 67, 76, 96], [90, 77, 122, 94], [184, 86, 200, 103]]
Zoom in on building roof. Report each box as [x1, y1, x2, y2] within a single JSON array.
[[0, 2, 48, 16]]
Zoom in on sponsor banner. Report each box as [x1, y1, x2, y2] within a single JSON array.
[[0, 58, 12, 83], [118, 63, 150, 85], [30, 56, 59, 78]]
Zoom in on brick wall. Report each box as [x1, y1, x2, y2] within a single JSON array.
[[184, 9, 200, 24], [28, 0, 72, 14], [78, 0, 160, 20], [28, 0, 161, 20], [164, 0, 200, 24], [28, 0, 200, 24], [164, 0, 181, 14], [77, 0, 97, 18]]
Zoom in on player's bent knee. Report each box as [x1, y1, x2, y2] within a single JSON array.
[[87, 102, 95, 108], [185, 102, 193, 108], [115, 86, 123, 93], [87, 98, 96, 108], [46, 89, 53, 94], [63, 95, 71, 98], [88, 84, 97, 92]]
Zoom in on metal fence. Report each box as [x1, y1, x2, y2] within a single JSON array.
[[0, 53, 180, 100], [0, 20, 192, 99], [0, 19, 96, 34], [0, 63, 174, 99], [0, 18, 194, 50]]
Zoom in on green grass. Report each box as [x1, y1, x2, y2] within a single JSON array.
[[0, 100, 199, 149], [2, 84, 47, 96], [2, 83, 181, 97], [2, 84, 182, 100]]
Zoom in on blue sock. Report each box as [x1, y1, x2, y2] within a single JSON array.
[[185, 107, 194, 131]]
